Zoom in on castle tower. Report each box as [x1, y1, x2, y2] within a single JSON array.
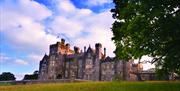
[[39, 54, 48, 80], [47, 38, 67, 80], [93, 43, 102, 81], [49, 38, 65, 55]]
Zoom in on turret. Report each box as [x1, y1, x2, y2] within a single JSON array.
[[49, 38, 66, 55], [49, 43, 58, 54]]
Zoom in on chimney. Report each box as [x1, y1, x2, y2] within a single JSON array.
[[104, 47, 106, 57], [95, 43, 102, 59], [84, 46, 86, 52], [74, 46, 80, 54], [95, 43, 102, 48], [66, 43, 70, 50], [57, 41, 61, 45], [61, 38, 65, 45]]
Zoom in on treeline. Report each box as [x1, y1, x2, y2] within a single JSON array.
[[0, 71, 38, 81]]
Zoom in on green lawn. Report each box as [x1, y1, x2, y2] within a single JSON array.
[[0, 81, 180, 91]]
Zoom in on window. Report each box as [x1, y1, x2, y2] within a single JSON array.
[[106, 65, 109, 69], [51, 61, 55, 66], [88, 53, 91, 58], [87, 59, 92, 65]]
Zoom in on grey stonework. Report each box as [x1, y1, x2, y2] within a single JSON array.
[[39, 39, 140, 81]]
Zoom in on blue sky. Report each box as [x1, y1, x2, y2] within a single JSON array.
[[0, 0, 154, 80]]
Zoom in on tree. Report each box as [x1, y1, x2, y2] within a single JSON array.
[[0, 72, 16, 81], [111, 0, 180, 79], [23, 71, 38, 80], [33, 70, 39, 75]]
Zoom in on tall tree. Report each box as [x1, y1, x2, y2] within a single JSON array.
[[111, 0, 180, 79], [0, 72, 16, 81]]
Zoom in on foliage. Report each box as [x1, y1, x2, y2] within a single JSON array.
[[0, 72, 16, 81], [111, 0, 180, 77], [23, 71, 38, 80], [23, 74, 38, 80], [33, 71, 39, 75], [0, 81, 180, 91], [155, 68, 169, 80]]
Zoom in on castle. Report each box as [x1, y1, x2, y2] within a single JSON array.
[[38, 39, 142, 81]]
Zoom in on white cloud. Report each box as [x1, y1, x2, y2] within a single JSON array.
[[0, 0, 58, 54], [134, 56, 155, 70], [73, 11, 115, 56], [57, 0, 76, 13], [1, 0, 52, 21], [141, 56, 155, 70], [27, 54, 43, 62], [48, 0, 115, 56], [15, 59, 28, 65], [15, 73, 32, 80], [15, 74, 24, 81], [49, 16, 83, 38], [0, 0, 52, 31], [0, 53, 10, 63], [2, 18, 58, 53]]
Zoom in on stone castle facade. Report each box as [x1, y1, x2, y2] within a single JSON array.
[[39, 39, 142, 81]]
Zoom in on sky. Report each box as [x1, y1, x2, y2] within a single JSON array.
[[0, 0, 154, 80]]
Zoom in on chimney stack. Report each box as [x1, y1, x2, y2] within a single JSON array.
[[74, 46, 80, 54], [61, 38, 65, 45], [84, 46, 86, 52], [104, 47, 106, 58], [66, 43, 70, 50]]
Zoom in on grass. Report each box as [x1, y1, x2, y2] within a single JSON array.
[[0, 81, 180, 91], [0, 82, 12, 86]]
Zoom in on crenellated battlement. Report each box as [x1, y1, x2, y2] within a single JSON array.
[[49, 39, 74, 55]]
